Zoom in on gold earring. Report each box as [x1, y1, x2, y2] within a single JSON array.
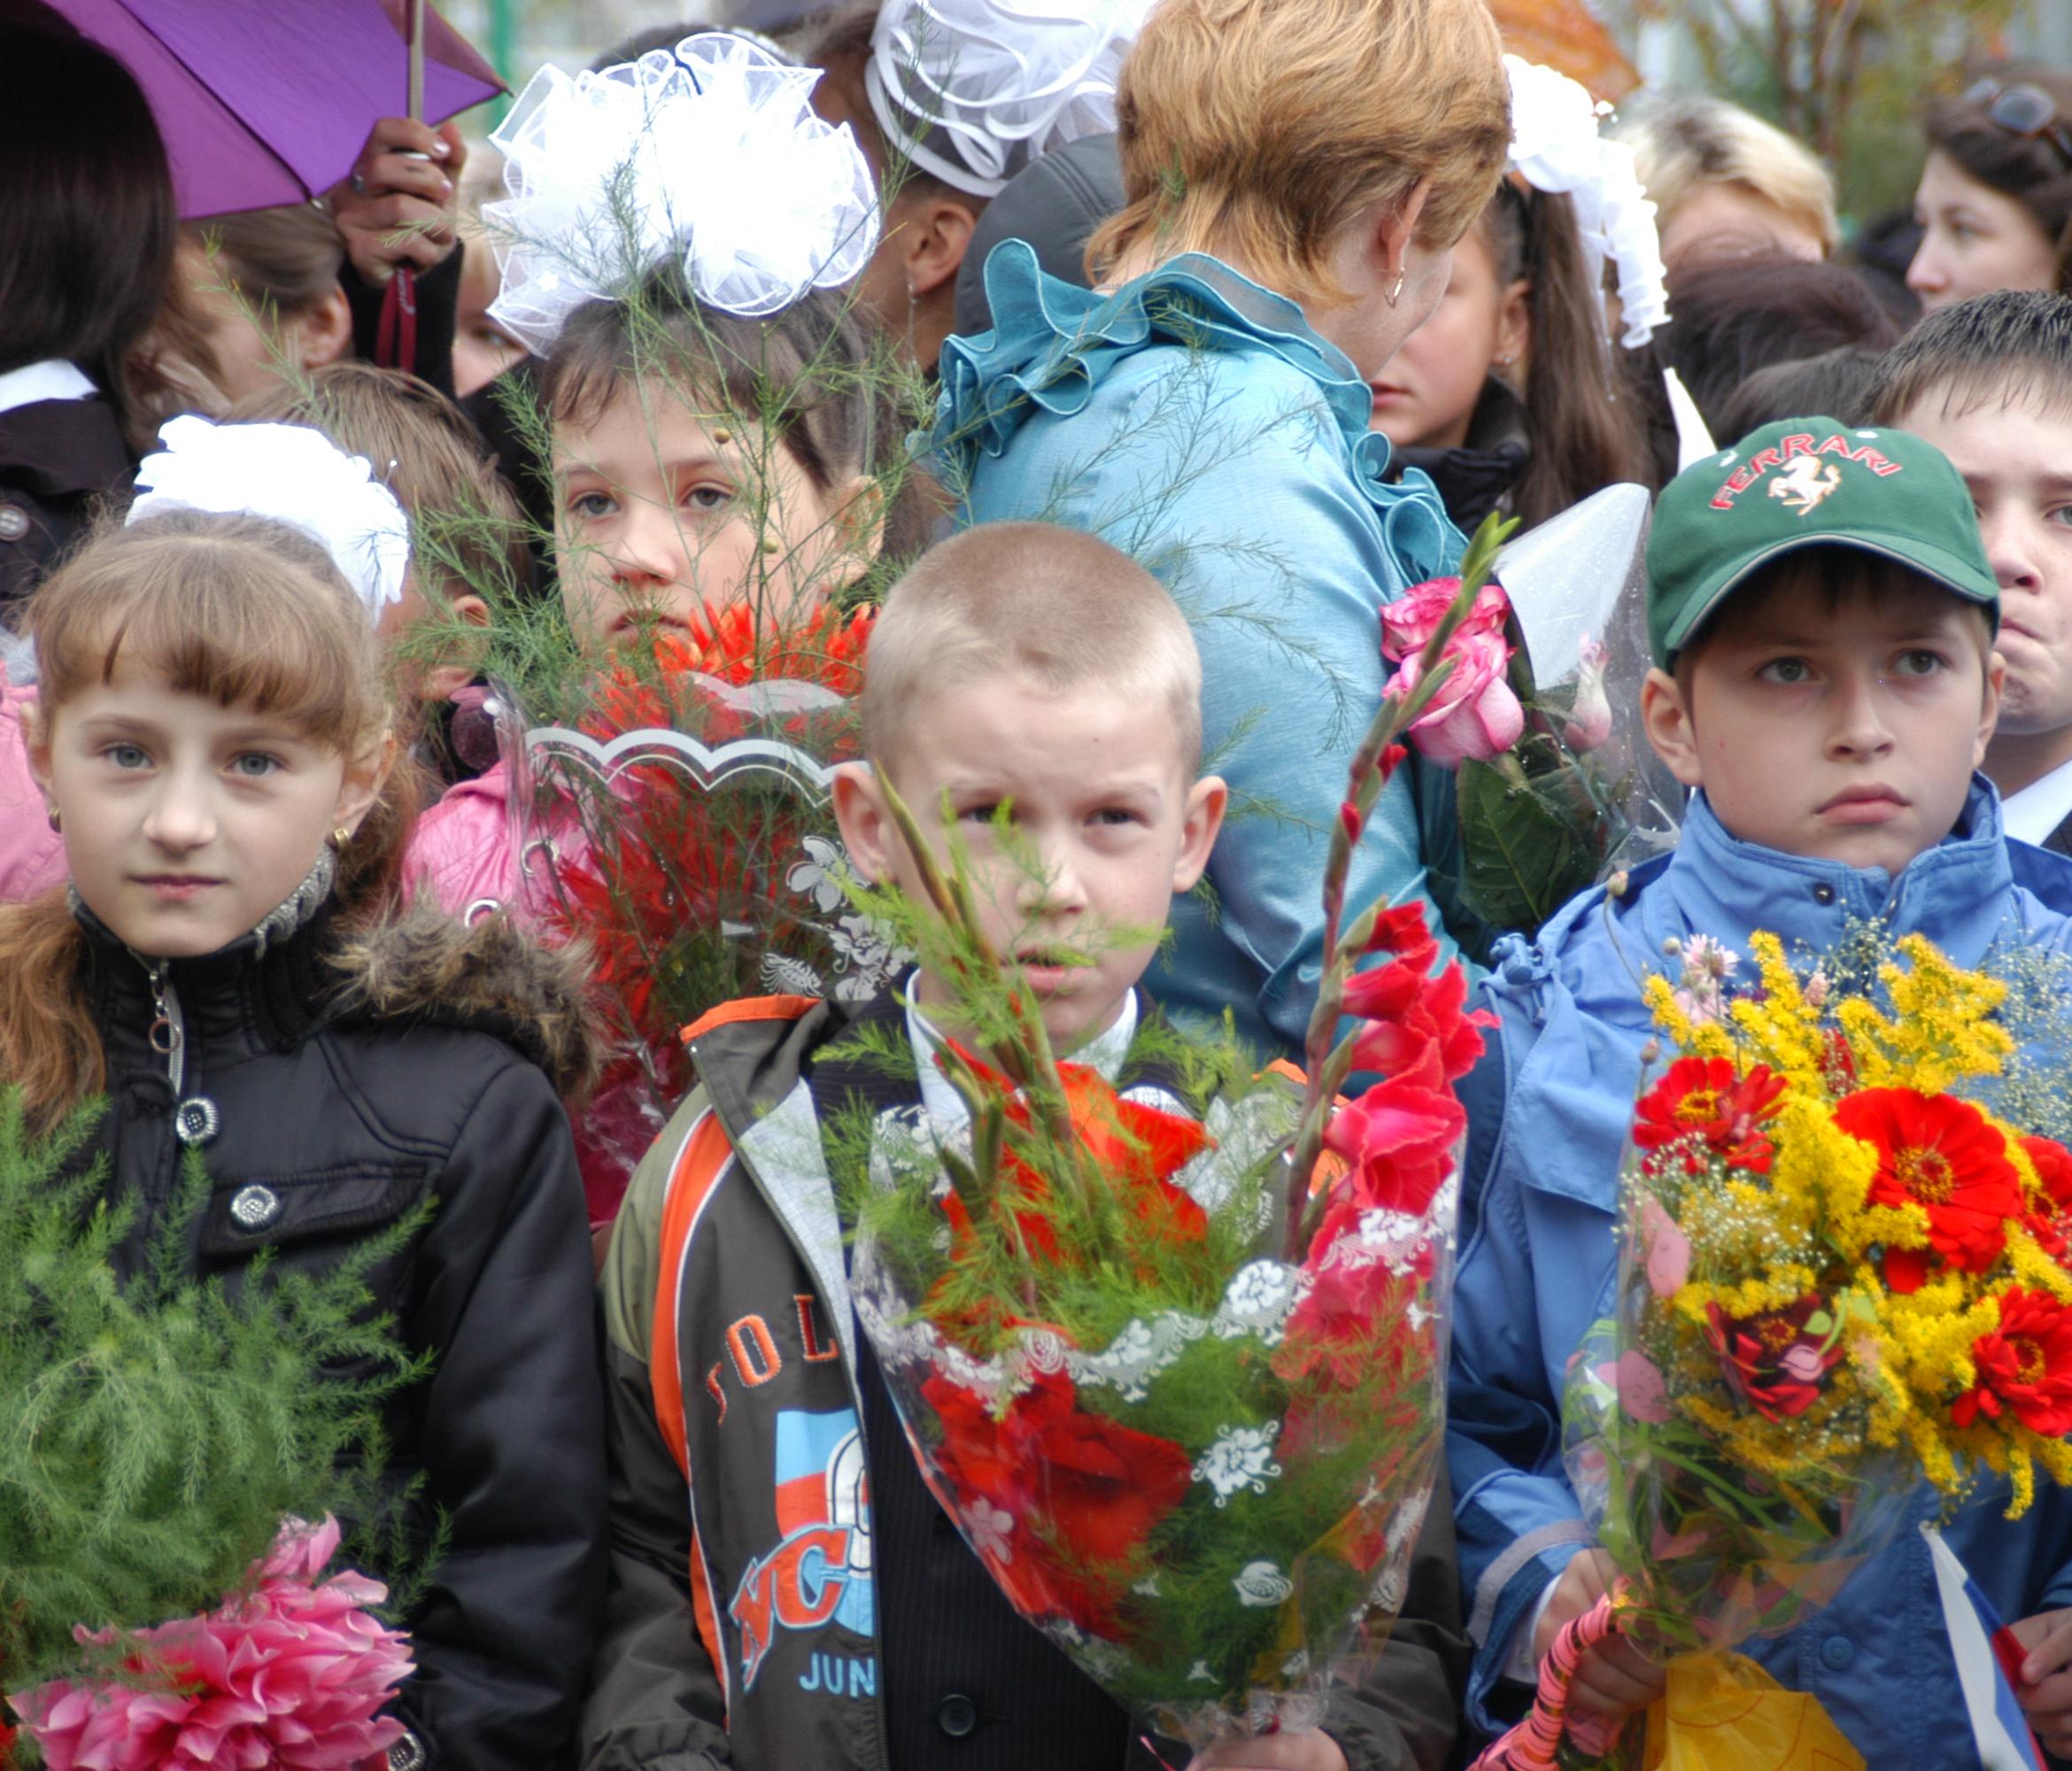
[[329, 824, 352, 849], [1385, 272, 1405, 308], [46, 805, 60, 833]]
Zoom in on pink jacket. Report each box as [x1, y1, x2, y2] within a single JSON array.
[[404, 759, 591, 927], [0, 677, 66, 904]]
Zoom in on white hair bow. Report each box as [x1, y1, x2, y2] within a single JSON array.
[[866, 0, 1154, 199], [1505, 55, 1670, 350], [485, 33, 880, 353], [128, 416, 411, 626]]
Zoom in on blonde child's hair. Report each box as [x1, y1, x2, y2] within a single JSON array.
[[862, 521, 1203, 774], [1086, 0, 1510, 304], [230, 361, 530, 606], [2, 509, 415, 1128], [1612, 96, 1840, 259]]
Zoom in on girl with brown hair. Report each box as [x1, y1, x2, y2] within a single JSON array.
[[2, 421, 607, 1771]]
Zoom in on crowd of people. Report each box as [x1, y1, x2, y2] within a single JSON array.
[[4, 0, 2072, 1767]]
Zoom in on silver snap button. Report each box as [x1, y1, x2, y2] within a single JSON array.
[[388, 1729, 428, 1771], [174, 1096, 220, 1147], [0, 505, 27, 543], [228, 1182, 282, 1232], [461, 895, 503, 926]]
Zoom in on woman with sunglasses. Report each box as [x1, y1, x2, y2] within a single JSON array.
[[1908, 66, 2072, 313]]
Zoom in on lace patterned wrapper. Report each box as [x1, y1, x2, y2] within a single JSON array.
[[847, 1070, 1456, 1744]]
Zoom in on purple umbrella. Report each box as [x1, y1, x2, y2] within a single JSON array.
[[42, 0, 502, 218]]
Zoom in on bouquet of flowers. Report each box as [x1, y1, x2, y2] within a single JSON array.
[[515, 599, 904, 1216], [1413, 486, 1682, 958], [1473, 932, 2072, 1770], [836, 522, 1514, 1744], [0, 1097, 425, 1769]]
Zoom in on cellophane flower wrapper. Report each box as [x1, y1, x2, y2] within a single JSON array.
[[1515, 930, 2072, 1768], [846, 1051, 1457, 1745], [511, 608, 908, 1218]]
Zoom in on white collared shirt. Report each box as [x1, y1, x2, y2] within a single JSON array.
[[2002, 759, 2072, 848], [0, 360, 95, 420]]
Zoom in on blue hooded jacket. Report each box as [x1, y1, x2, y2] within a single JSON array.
[[1449, 781, 2072, 1761]]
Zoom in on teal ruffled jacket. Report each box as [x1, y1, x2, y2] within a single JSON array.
[[926, 241, 1466, 1060]]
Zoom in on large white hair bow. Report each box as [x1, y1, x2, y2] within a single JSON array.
[[866, 0, 1153, 198], [128, 416, 411, 626], [1505, 56, 1670, 349], [485, 33, 879, 354]]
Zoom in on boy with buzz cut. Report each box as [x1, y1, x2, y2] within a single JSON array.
[[1869, 290, 2072, 857], [1446, 420, 2072, 1767], [580, 520, 1473, 1771]]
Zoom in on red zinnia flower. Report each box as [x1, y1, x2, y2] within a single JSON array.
[[1702, 1294, 1844, 1422], [1633, 1057, 1785, 1174], [1953, 1288, 2072, 1436], [2022, 1136, 2072, 1265], [1832, 1088, 2023, 1293]]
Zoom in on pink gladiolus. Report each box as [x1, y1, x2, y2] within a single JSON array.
[[12, 1516, 414, 1771], [1563, 635, 1612, 754], [1380, 577, 1510, 663], [1388, 627, 1524, 768]]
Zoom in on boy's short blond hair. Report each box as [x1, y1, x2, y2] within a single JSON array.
[[1612, 97, 1840, 259], [863, 522, 1203, 776], [1086, 0, 1510, 305]]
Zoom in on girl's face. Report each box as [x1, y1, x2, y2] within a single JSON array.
[[33, 665, 382, 959], [1907, 150, 2060, 313], [552, 381, 869, 654], [1370, 223, 1527, 450]]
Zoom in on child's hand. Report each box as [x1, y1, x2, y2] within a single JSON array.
[[1535, 1548, 1666, 1722], [2010, 1606, 2072, 1758], [328, 117, 466, 283], [1184, 1730, 1349, 1770]]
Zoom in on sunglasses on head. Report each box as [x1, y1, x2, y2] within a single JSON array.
[[1963, 77, 2072, 170]]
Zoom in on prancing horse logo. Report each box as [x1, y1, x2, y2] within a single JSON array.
[[1767, 457, 1844, 515]]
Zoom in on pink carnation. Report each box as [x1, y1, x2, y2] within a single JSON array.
[[12, 1517, 414, 1771]]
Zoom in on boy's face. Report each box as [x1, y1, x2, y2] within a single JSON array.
[[1889, 391, 2072, 742], [833, 670, 1226, 1055], [1642, 568, 2002, 876]]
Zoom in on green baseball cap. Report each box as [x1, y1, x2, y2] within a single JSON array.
[[1645, 415, 2000, 667]]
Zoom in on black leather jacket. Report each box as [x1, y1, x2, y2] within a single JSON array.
[[75, 896, 609, 1770]]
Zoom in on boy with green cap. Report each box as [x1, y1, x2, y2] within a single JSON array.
[[1445, 418, 2072, 1766]]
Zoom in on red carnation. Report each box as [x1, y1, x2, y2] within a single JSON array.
[[1633, 1056, 1785, 1175], [923, 1369, 1192, 1630], [1832, 1088, 2024, 1293], [1953, 1288, 2072, 1436], [1702, 1295, 1844, 1422]]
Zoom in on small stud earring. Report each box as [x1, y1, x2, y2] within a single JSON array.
[[1384, 272, 1405, 307], [46, 805, 60, 833], [329, 824, 352, 849]]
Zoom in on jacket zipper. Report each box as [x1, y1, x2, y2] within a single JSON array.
[[691, 1033, 896, 1771], [144, 958, 187, 1096]]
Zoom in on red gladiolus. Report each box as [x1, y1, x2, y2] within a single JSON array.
[[1276, 1201, 1434, 1397], [1359, 901, 1441, 969], [1322, 1054, 1465, 1220], [923, 1368, 1193, 1630], [1702, 1295, 1844, 1422], [1953, 1288, 2072, 1436], [1833, 1088, 2024, 1293], [1345, 958, 1494, 1085], [1633, 1057, 1786, 1174]]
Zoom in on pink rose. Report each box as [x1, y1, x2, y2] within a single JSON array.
[[1380, 577, 1510, 663], [1388, 626, 1525, 768]]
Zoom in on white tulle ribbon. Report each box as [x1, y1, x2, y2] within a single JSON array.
[[127, 416, 411, 625], [865, 0, 1155, 198], [484, 33, 879, 352], [1505, 55, 1670, 349]]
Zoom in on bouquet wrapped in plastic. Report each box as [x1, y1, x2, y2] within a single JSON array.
[[514, 602, 904, 1217], [1473, 932, 2072, 1770], [837, 522, 1516, 1745], [1415, 485, 1683, 958]]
